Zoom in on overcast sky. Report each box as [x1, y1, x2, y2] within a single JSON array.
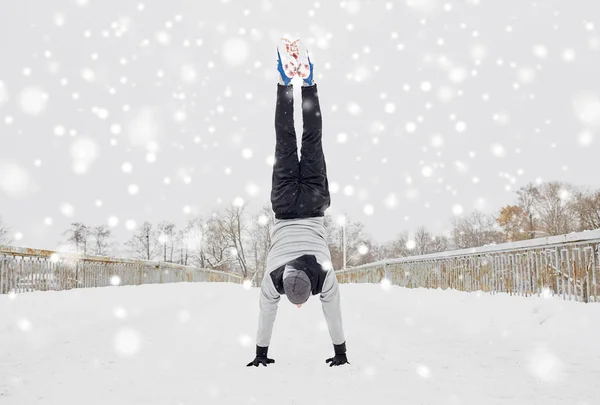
[[1, 0, 599, 253]]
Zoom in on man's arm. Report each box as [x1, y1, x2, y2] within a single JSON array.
[[320, 269, 349, 366], [320, 269, 345, 345], [256, 274, 281, 347], [248, 274, 281, 367]]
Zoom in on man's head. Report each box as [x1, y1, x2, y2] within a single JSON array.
[[283, 264, 311, 306]]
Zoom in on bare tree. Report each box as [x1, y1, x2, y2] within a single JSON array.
[[429, 234, 450, 253], [63, 222, 91, 254], [174, 227, 191, 265], [186, 216, 209, 268], [91, 225, 111, 256], [517, 183, 540, 239], [371, 228, 449, 261], [374, 231, 411, 260], [325, 214, 374, 269], [126, 221, 157, 261], [573, 188, 600, 231], [533, 181, 578, 236], [451, 211, 504, 249], [368, 242, 390, 262], [0, 216, 12, 246], [414, 226, 436, 255], [203, 214, 235, 271], [157, 221, 176, 262], [391, 231, 412, 257], [216, 206, 249, 277], [247, 206, 274, 285]]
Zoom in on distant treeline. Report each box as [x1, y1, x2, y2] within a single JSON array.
[[1, 181, 599, 278]]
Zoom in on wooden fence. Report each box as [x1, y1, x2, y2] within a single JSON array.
[[335, 229, 600, 303], [0, 246, 242, 295], [5, 229, 600, 302]]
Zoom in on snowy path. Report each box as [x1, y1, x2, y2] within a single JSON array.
[[1, 283, 599, 405]]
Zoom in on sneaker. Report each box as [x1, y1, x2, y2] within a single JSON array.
[[286, 38, 300, 60], [296, 40, 314, 86], [277, 38, 298, 86]]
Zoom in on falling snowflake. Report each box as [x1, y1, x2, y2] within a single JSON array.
[[577, 130, 594, 146], [491, 143, 507, 158], [60, 203, 75, 217], [18, 86, 48, 116], [0, 81, 8, 106], [232, 197, 245, 207], [245, 183, 259, 196], [416, 364, 431, 379], [70, 137, 98, 174], [431, 134, 444, 147], [572, 92, 600, 126], [114, 307, 127, 319], [241, 148, 253, 159], [348, 102, 362, 115], [561, 49, 576, 63], [222, 38, 249, 66], [114, 328, 142, 356], [128, 109, 159, 147], [128, 184, 139, 195], [449, 67, 467, 83], [108, 216, 119, 227], [383, 193, 397, 209], [528, 344, 564, 382], [17, 319, 33, 332], [0, 162, 35, 198]]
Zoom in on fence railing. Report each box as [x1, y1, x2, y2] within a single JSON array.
[[335, 229, 600, 303], [0, 246, 242, 295]]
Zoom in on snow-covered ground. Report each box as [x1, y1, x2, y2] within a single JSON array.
[[1, 283, 599, 405]]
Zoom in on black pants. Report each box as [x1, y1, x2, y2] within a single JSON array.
[[271, 84, 330, 220]]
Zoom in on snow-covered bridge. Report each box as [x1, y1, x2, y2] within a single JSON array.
[[1, 282, 599, 405], [2, 231, 600, 404]]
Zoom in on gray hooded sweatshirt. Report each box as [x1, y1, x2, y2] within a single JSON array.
[[256, 216, 346, 347]]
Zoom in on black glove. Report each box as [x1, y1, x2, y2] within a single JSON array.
[[246, 345, 275, 367], [326, 342, 350, 367]]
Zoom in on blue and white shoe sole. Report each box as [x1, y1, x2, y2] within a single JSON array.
[[277, 48, 296, 86]]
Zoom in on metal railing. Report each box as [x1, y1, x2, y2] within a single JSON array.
[[0, 246, 242, 295], [335, 229, 600, 303]]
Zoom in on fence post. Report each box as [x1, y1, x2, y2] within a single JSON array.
[[0, 257, 4, 294], [384, 262, 388, 283]]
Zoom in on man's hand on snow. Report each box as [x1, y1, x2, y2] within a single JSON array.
[[326, 342, 350, 367], [247, 345, 275, 367], [247, 356, 275, 367], [326, 353, 350, 367]]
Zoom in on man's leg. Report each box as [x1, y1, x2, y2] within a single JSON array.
[[298, 84, 330, 217], [271, 84, 301, 219]]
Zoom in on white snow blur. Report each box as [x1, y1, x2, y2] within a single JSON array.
[[0, 161, 36, 198]]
